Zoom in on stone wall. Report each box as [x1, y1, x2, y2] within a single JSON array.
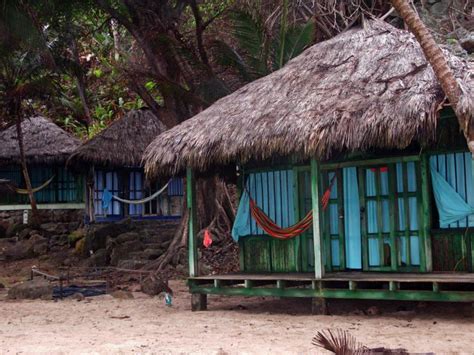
[[0, 209, 84, 227]]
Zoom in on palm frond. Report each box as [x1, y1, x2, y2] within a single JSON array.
[[312, 329, 366, 355]]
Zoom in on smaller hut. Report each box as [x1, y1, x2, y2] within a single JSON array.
[[0, 116, 84, 223], [68, 109, 183, 222]]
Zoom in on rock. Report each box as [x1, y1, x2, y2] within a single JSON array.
[[68, 229, 87, 247], [0, 282, 5, 289], [6, 223, 28, 238], [85, 223, 132, 253], [0, 222, 7, 238], [109, 240, 143, 266], [429, 0, 449, 16], [18, 228, 32, 240], [88, 248, 108, 267], [110, 290, 134, 299], [8, 279, 53, 300], [366, 306, 381, 316], [69, 292, 85, 301], [459, 32, 474, 53], [30, 234, 47, 254], [40, 222, 69, 235], [4, 239, 34, 260], [116, 259, 147, 270], [115, 232, 140, 244], [50, 234, 69, 247], [141, 274, 173, 296]]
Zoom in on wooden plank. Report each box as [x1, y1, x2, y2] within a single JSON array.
[[292, 167, 301, 272], [358, 168, 369, 271], [311, 158, 324, 279], [190, 272, 474, 283], [336, 169, 346, 270], [321, 155, 420, 171], [402, 163, 411, 266], [186, 168, 198, 277], [388, 164, 398, 271]]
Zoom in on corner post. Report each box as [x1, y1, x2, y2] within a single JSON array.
[[311, 158, 324, 279], [186, 167, 198, 277], [420, 154, 432, 272]]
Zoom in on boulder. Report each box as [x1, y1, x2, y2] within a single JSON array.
[[30, 234, 48, 256], [40, 222, 69, 235], [85, 223, 132, 253], [109, 240, 143, 266], [18, 228, 32, 240], [8, 279, 53, 300], [141, 274, 173, 296], [68, 229, 87, 247], [88, 248, 108, 267], [115, 232, 140, 244], [4, 239, 34, 260], [6, 223, 28, 238], [459, 33, 474, 53], [0, 223, 7, 238]]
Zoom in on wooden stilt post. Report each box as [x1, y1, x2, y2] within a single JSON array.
[[187, 167, 198, 277], [311, 158, 324, 279]]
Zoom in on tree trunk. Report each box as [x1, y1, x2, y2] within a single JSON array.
[[391, 0, 474, 154], [15, 116, 39, 223], [71, 37, 92, 127]]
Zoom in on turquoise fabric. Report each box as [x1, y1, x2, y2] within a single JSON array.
[[430, 153, 474, 228], [231, 187, 251, 241], [430, 166, 474, 226], [343, 167, 362, 269], [231, 170, 295, 241], [102, 188, 113, 211]]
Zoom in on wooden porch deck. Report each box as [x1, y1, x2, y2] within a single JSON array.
[[187, 272, 474, 307], [191, 272, 474, 283]]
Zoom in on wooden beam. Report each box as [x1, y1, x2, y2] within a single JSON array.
[[321, 155, 420, 171], [311, 158, 324, 279], [187, 167, 198, 277]]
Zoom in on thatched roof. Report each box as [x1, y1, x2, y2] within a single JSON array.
[[0, 116, 81, 165], [69, 109, 166, 168], [144, 20, 473, 177]]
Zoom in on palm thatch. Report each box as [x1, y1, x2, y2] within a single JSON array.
[[144, 20, 473, 177], [0, 116, 81, 165], [68, 109, 166, 168]]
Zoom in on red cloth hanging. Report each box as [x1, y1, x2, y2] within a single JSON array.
[[203, 229, 213, 248]]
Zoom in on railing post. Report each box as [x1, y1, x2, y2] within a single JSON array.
[[186, 167, 198, 277], [311, 158, 324, 279]]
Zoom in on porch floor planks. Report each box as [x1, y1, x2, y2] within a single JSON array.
[[190, 272, 474, 284]]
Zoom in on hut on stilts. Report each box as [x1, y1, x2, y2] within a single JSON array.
[[68, 109, 184, 223], [0, 116, 84, 224], [143, 20, 474, 311]]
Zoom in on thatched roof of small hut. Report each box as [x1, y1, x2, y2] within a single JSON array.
[[144, 20, 473, 177], [69, 109, 166, 168], [0, 116, 81, 165]]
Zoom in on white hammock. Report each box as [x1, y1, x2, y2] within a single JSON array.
[[111, 180, 170, 205]]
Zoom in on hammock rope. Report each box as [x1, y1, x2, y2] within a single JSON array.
[[111, 180, 170, 205], [15, 176, 55, 194]]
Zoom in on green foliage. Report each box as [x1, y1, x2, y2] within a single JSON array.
[[213, 7, 315, 82]]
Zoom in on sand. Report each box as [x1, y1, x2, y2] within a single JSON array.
[[1, 280, 473, 354]]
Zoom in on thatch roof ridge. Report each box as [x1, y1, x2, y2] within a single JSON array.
[[143, 20, 473, 177], [69, 109, 166, 168], [0, 116, 81, 165]]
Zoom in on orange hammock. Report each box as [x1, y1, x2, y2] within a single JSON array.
[[248, 174, 336, 240], [249, 199, 313, 240]]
